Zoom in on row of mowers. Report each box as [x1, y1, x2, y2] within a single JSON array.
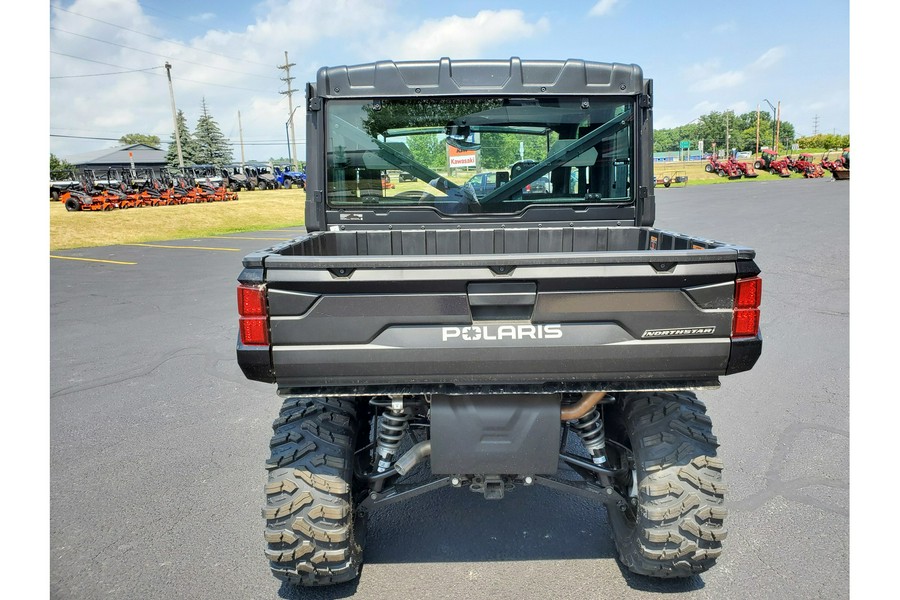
[[59, 168, 239, 212]]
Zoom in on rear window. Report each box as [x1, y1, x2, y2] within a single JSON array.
[[324, 97, 634, 216]]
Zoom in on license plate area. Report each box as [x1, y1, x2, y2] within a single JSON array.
[[430, 394, 560, 475]]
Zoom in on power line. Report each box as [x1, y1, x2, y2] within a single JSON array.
[[50, 65, 164, 79], [50, 50, 153, 71], [52, 5, 275, 69], [50, 26, 278, 81], [50, 51, 276, 94]]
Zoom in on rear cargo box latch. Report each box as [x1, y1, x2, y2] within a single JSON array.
[[467, 282, 536, 321]]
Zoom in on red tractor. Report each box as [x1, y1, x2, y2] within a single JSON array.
[[790, 153, 825, 178], [727, 156, 758, 178], [820, 150, 849, 180], [754, 150, 791, 177], [705, 155, 742, 179]]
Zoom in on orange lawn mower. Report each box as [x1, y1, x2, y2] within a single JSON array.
[[189, 166, 237, 202], [63, 172, 120, 211]]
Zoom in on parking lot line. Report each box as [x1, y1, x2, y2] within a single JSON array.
[[125, 243, 241, 252], [50, 255, 137, 265]]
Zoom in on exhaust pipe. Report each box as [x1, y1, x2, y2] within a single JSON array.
[[560, 392, 607, 421], [393, 440, 432, 476]]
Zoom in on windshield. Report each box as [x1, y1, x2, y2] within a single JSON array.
[[325, 97, 634, 215]]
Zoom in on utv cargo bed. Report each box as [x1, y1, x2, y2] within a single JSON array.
[[238, 225, 761, 393]]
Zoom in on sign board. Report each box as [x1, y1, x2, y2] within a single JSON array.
[[448, 138, 477, 168], [679, 140, 690, 150]]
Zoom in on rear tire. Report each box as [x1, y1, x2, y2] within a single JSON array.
[[264, 397, 364, 587], [607, 391, 727, 578]]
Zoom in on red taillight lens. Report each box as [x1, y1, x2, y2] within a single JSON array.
[[238, 285, 266, 316], [238, 285, 268, 346], [732, 308, 760, 337], [239, 317, 269, 346], [735, 277, 762, 309], [732, 276, 762, 337]]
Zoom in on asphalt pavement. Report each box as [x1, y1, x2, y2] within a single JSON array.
[[48, 177, 849, 600]]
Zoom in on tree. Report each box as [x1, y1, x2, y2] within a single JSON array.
[[119, 133, 161, 147], [479, 132, 553, 169], [166, 109, 196, 167], [654, 109, 796, 154], [796, 133, 850, 150], [50, 153, 74, 178], [193, 98, 233, 165], [406, 134, 446, 170]]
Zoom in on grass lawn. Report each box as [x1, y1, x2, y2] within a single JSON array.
[[50, 188, 307, 250]]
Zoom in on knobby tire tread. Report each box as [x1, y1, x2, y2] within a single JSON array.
[[263, 396, 363, 586], [608, 391, 727, 578]]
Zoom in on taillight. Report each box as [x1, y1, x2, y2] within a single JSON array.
[[732, 277, 761, 337], [237, 284, 268, 346]]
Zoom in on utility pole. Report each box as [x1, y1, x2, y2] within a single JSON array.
[[775, 101, 782, 155], [813, 114, 820, 136], [725, 111, 730, 157], [763, 99, 777, 152], [165, 61, 184, 168], [755, 104, 761, 155], [278, 51, 299, 172], [238, 110, 246, 166]]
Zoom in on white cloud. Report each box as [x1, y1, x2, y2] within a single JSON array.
[[387, 10, 550, 60], [750, 46, 787, 70], [725, 101, 750, 115], [691, 100, 720, 114], [589, 0, 620, 17], [691, 70, 746, 92]]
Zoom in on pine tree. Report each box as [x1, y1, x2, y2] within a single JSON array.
[[166, 109, 197, 167], [193, 98, 233, 165]]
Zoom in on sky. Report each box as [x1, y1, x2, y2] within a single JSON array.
[[47, 0, 852, 163]]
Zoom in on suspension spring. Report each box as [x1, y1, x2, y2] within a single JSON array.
[[569, 407, 608, 466], [374, 407, 411, 473]]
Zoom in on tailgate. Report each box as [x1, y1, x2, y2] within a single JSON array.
[[245, 243, 761, 394]]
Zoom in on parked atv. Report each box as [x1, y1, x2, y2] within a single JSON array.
[[222, 164, 253, 192], [245, 164, 279, 190], [274, 164, 307, 189]]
